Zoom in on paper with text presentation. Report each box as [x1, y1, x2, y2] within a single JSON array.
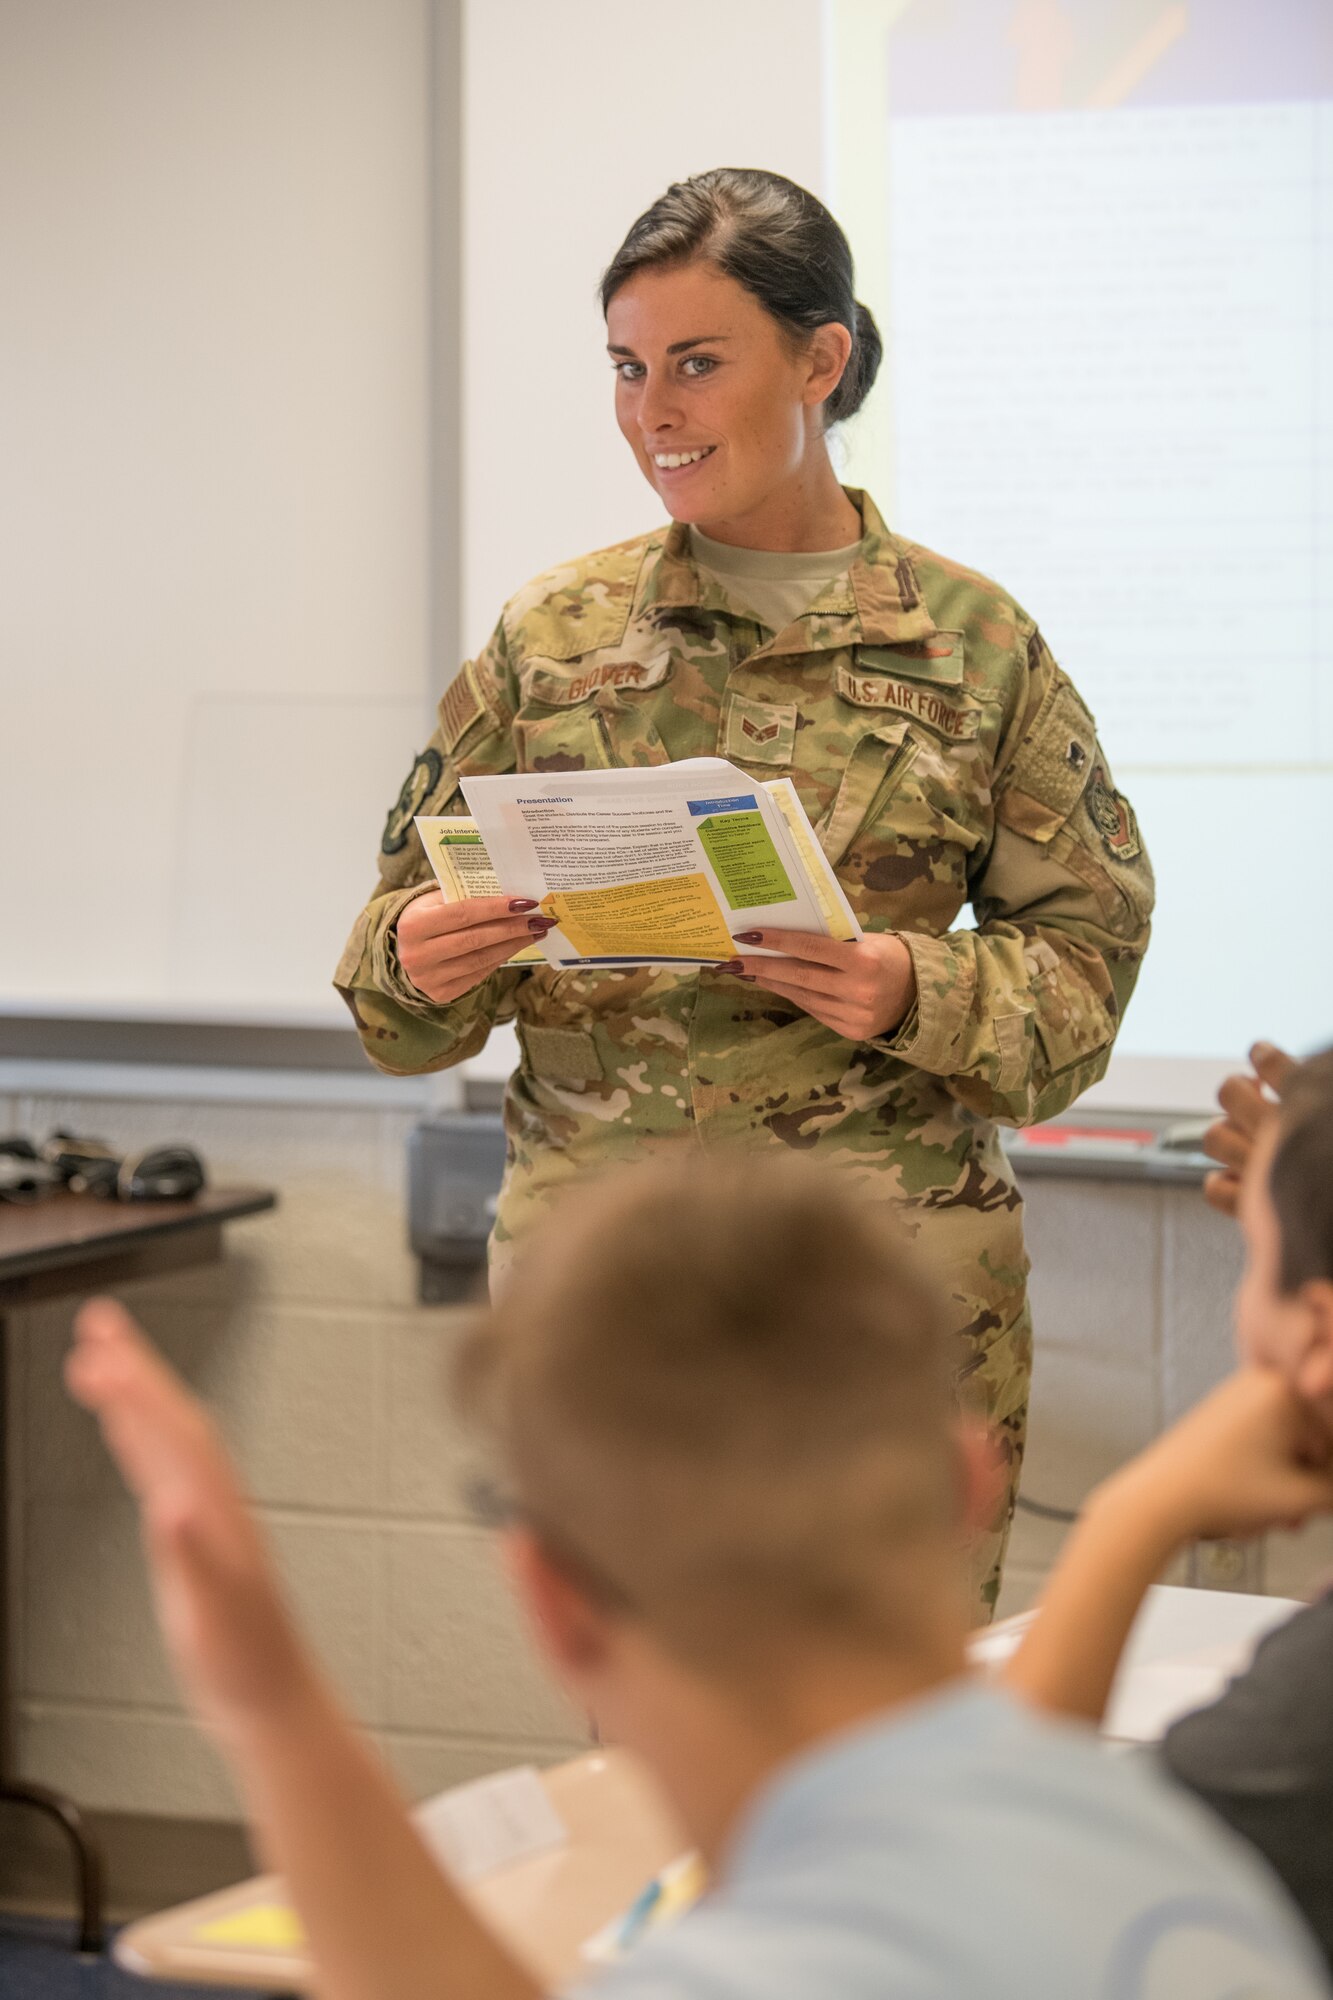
[[449, 759, 861, 968]]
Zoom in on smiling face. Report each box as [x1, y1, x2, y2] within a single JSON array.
[[606, 260, 853, 548]]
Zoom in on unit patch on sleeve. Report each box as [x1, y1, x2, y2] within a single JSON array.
[[380, 747, 443, 855], [1087, 763, 1142, 862]]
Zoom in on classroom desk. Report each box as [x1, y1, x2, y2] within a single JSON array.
[[116, 1583, 1296, 1992], [117, 1747, 687, 1992], [977, 1581, 1297, 1743], [0, 1185, 277, 1952]]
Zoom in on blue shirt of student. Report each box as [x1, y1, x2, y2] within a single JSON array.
[[570, 1684, 1327, 2000]]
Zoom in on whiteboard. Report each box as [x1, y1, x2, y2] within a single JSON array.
[[1, 0, 434, 1026], [827, 0, 1333, 1108], [2, 0, 826, 1032]]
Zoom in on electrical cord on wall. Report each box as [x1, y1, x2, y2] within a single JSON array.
[[1015, 1493, 1081, 1525]]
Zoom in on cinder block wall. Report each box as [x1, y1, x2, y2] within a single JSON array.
[[1, 1077, 585, 1820], [5, 1076, 1332, 1822], [1001, 1177, 1333, 1613]]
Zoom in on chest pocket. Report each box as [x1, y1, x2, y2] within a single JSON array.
[[515, 652, 673, 771], [836, 640, 980, 742], [815, 721, 919, 866], [834, 651, 994, 859]]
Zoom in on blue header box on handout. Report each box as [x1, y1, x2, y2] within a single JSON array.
[[687, 794, 758, 817]]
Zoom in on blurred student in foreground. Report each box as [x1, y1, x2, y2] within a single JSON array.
[[68, 1156, 1330, 2000], [1011, 1047, 1333, 1971]]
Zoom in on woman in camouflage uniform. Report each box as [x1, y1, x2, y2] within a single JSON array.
[[337, 171, 1154, 1611]]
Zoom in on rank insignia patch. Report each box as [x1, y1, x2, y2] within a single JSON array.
[[1087, 763, 1141, 862], [381, 747, 443, 855], [742, 716, 781, 744]]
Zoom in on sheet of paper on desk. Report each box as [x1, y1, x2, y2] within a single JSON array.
[[1101, 1658, 1242, 1745], [970, 1587, 1299, 1745], [180, 1767, 568, 1955], [970, 1620, 1235, 1743], [415, 1764, 569, 1881]]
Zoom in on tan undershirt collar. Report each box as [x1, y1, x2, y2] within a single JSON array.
[[688, 525, 864, 635]]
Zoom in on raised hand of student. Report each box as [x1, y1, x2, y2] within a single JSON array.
[[66, 1298, 539, 2000], [726, 928, 917, 1041], [1202, 1041, 1296, 1217], [66, 1297, 314, 1747]]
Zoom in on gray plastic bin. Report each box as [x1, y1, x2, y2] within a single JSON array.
[[408, 1113, 506, 1302]]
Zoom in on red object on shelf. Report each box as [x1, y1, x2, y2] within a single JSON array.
[[1022, 1126, 1159, 1148]]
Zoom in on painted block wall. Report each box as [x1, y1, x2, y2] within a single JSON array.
[[5, 1078, 1331, 1822], [1, 1077, 585, 1819], [1002, 1177, 1333, 1614]]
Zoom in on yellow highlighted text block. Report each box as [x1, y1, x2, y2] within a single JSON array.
[[542, 874, 734, 960]]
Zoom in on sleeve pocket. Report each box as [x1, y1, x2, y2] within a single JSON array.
[[995, 679, 1096, 844]]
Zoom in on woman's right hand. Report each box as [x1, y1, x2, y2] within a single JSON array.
[[396, 893, 553, 1005]]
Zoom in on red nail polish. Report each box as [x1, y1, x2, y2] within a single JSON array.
[[528, 916, 557, 934], [732, 931, 763, 946], [509, 898, 539, 913]]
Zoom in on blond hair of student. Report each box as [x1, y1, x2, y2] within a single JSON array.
[[457, 1154, 970, 1680]]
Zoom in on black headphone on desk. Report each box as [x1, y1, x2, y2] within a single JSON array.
[[0, 1139, 60, 1203], [13, 1134, 209, 1202], [0, 1134, 208, 1204], [116, 1146, 207, 1202]]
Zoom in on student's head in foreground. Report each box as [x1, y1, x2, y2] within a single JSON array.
[[456, 1155, 996, 1745], [1236, 1045, 1333, 1397]]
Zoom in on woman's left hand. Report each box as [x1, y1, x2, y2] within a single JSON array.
[[725, 929, 917, 1042]]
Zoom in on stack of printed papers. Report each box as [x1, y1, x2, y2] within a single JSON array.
[[416, 757, 861, 968]]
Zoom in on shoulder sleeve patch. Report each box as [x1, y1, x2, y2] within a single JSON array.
[[380, 747, 444, 856], [438, 660, 488, 754], [1085, 761, 1143, 862]]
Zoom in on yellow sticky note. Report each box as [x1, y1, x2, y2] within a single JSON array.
[[195, 1902, 306, 1950]]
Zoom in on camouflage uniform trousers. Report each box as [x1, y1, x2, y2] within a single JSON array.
[[487, 987, 1034, 1622]]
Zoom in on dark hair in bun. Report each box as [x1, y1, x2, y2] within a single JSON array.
[[601, 168, 882, 426]]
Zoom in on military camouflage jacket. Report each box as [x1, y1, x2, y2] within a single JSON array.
[[337, 488, 1152, 1295], [339, 487, 1151, 1102]]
